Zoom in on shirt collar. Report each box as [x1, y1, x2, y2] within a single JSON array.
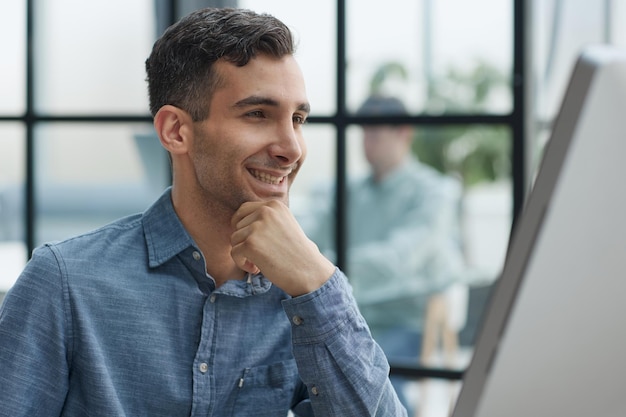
[[142, 187, 196, 268], [141, 188, 275, 296]]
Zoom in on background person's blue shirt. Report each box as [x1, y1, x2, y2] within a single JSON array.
[[0, 188, 406, 417]]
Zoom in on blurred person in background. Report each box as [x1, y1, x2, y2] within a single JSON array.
[[306, 95, 465, 415]]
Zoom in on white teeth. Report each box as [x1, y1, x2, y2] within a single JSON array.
[[251, 169, 284, 185]]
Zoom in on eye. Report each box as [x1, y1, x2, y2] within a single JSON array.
[[246, 110, 265, 118], [293, 114, 307, 125]]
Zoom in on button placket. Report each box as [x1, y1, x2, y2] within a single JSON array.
[[190, 269, 219, 415]]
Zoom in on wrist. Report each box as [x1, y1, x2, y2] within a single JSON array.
[[288, 257, 335, 297]]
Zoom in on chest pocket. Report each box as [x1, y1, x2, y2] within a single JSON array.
[[232, 359, 300, 416]]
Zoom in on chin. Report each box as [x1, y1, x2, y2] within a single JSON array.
[[269, 195, 291, 206], [257, 192, 290, 206]]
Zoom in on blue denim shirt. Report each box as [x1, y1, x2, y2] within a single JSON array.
[[0, 188, 406, 417]]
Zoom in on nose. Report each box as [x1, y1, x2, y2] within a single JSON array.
[[269, 121, 304, 165]]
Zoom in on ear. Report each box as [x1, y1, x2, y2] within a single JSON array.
[[154, 105, 194, 156]]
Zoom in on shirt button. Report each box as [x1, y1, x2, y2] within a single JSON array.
[[199, 363, 208, 373], [311, 386, 319, 396], [192, 251, 201, 261], [209, 294, 217, 303], [292, 315, 304, 325]]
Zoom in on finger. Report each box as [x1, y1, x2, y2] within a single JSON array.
[[231, 201, 264, 230], [230, 241, 260, 274], [243, 259, 260, 275]]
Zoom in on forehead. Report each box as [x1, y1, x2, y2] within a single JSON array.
[[211, 54, 308, 110], [363, 125, 400, 135]]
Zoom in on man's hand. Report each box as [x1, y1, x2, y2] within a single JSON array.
[[231, 200, 335, 296]]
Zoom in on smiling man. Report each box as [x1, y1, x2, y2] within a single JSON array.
[[0, 7, 407, 417]]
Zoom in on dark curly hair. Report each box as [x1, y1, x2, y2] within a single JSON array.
[[145, 8, 296, 121]]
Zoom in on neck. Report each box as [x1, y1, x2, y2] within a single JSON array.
[[171, 185, 245, 287], [372, 164, 396, 183], [373, 156, 409, 183]]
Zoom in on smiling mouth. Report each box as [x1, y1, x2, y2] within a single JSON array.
[[250, 169, 287, 185]]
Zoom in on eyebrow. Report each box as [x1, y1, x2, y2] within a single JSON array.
[[234, 95, 310, 114]]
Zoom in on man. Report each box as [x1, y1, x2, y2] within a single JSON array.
[[307, 95, 465, 414], [0, 8, 406, 417]]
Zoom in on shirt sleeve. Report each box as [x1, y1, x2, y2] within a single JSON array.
[[0, 245, 71, 416], [282, 269, 408, 417]]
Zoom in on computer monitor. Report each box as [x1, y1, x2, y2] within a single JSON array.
[[451, 45, 626, 417]]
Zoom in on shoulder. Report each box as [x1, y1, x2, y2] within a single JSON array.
[[29, 213, 146, 281], [45, 213, 144, 257]]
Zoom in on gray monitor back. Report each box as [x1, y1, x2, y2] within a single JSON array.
[[451, 45, 626, 417]]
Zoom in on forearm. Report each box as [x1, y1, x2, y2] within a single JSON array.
[[282, 269, 407, 417]]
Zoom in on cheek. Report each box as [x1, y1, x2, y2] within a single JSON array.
[[363, 138, 375, 153], [364, 139, 384, 156], [191, 133, 227, 181], [195, 126, 236, 165]]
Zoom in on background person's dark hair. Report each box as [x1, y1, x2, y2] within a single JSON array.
[[145, 7, 296, 121], [357, 95, 408, 117]]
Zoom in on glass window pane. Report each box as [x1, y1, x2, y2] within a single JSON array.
[[291, 124, 336, 233], [239, 0, 337, 115], [529, 1, 609, 175], [532, 0, 607, 124], [34, 0, 155, 114], [0, 1, 26, 115], [0, 123, 26, 297], [613, 2, 626, 47], [346, 0, 513, 115], [34, 123, 169, 245]]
